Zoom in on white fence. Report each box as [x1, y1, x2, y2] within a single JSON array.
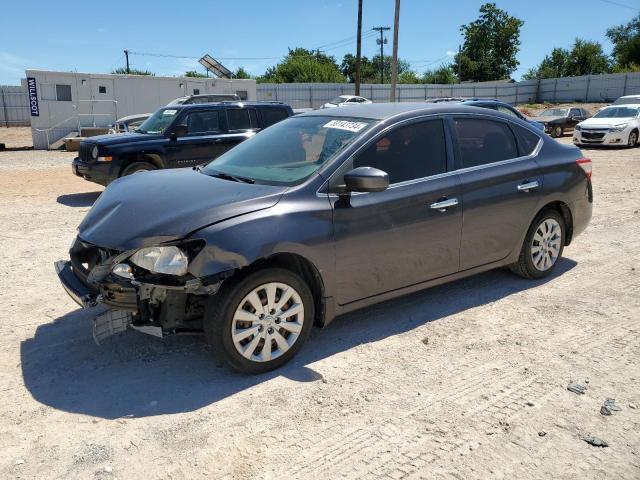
[[0, 85, 30, 126], [256, 72, 640, 109]]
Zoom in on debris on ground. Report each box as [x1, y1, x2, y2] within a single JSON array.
[[601, 398, 622, 416], [629, 403, 637, 409], [538, 431, 547, 437], [582, 435, 609, 448], [421, 337, 429, 345], [567, 383, 587, 395]]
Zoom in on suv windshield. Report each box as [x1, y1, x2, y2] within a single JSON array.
[[202, 116, 376, 186], [540, 108, 569, 117], [594, 107, 639, 118], [137, 108, 179, 134]]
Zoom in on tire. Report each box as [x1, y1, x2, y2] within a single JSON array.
[[551, 126, 563, 138], [628, 130, 638, 148], [204, 268, 314, 374], [510, 209, 565, 280], [122, 161, 156, 176]]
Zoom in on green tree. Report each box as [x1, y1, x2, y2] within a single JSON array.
[[258, 48, 345, 83], [111, 67, 154, 76], [607, 14, 640, 69], [524, 39, 611, 79], [422, 64, 458, 84], [233, 67, 251, 79], [522, 48, 570, 79], [341, 53, 411, 83], [454, 3, 524, 81], [184, 70, 206, 78]]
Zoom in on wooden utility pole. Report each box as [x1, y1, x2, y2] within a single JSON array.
[[124, 50, 130, 74], [372, 27, 390, 84], [389, 0, 401, 102], [355, 0, 363, 95]]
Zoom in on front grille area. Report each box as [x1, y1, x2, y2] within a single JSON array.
[[582, 131, 606, 140], [78, 142, 96, 162]]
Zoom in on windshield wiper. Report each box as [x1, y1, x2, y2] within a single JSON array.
[[207, 171, 255, 184]]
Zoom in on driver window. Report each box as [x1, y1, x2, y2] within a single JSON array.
[[353, 119, 448, 184]]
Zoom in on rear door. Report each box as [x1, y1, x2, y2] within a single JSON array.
[[332, 117, 462, 304], [166, 109, 227, 167], [223, 107, 260, 150], [453, 116, 544, 270]]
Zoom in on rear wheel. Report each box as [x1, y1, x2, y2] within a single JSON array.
[[551, 126, 563, 138], [628, 130, 638, 148], [122, 161, 156, 176], [510, 210, 565, 279], [204, 268, 314, 374]]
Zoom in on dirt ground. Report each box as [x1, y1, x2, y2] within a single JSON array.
[[0, 135, 639, 480], [0, 127, 33, 149]]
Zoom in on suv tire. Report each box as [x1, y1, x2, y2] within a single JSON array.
[[204, 268, 314, 374], [122, 161, 156, 176], [510, 209, 565, 279]]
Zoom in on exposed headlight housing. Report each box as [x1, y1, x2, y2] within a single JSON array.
[[91, 145, 98, 159], [609, 123, 628, 132], [130, 246, 189, 276]]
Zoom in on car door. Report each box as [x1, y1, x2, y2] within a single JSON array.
[[453, 116, 544, 270], [332, 117, 462, 305], [166, 109, 227, 167], [568, 108, 584, 128], [223, 107, 260, 150]]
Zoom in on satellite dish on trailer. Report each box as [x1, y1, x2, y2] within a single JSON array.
[[198, 54, 233, 79]]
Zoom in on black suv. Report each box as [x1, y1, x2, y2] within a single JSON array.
[[72, 101, 293, 186]]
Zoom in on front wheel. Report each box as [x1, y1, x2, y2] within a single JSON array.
[[510, 210, 565, 279], [204, 268, 314, 374], [628, 130, 638, 148], [122, 161, 156, 176]]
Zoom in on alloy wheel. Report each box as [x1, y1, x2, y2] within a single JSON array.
[[231, 282, 304, 362], [531, 218, 562, 272], [629, 131, 638, 147]]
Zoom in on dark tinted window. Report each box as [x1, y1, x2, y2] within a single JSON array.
[[185, 110, 219, 134], [98, 85, 107, 94], [56, 84, 72, 101], [227, 109, 252, 130], [569, 108, 581, 117], [262, 107, 289, 127], [498, 105, 519, 118], [454, 118, 518, 168], [512, 124, 541, 156], [354, 119, 447, 184]]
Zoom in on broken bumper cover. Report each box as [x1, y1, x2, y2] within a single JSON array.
[[54, 260, 98, 308]]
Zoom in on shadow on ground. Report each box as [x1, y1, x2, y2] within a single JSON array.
[[21, 259, 576, 419], [57, 191, 102, 207]]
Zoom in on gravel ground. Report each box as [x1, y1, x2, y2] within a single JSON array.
[[0, 138, 639, 480]]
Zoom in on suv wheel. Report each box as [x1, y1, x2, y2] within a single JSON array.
[[551, 126, 563, 138], [628, 130, 638, 148], [510, 210, 565, 279], [122, 161, 156, 176], [204, 268, 314, 374]]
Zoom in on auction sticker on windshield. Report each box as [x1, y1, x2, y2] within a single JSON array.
[[163, 109, 178, 116], [323, 120, 368, 132]]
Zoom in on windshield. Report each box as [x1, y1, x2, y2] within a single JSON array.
[[137, 108, 179, 134], [201, 116, 376, 186], [594, 107, 639, 119], [540, 108, 569, 117], [329, 96, 346, 105]]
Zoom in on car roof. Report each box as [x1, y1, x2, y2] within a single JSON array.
[[602, 103, 640, 109], [163, 101, 290, 111], [298, 102, 524, 121]]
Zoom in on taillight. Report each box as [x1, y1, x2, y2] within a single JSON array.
[[576, 157, 592, 180]]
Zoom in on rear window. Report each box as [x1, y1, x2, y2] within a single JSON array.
[[512, 124, 541, 156], [262, 108, 289, 127], [454, 118, 519, 168]]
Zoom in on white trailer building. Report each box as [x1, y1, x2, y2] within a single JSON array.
[[25, 70, 257, 149]]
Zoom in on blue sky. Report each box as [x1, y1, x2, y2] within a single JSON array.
[[0, 0, 637, 85]]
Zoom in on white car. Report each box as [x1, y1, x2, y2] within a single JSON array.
[[573, 104, 640, 148], [320, 95, 372, 109], [612, 94, 640, 106]]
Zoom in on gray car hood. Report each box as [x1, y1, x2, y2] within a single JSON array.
[[79, 168, 287, 250], [530, 116, 565, 124]]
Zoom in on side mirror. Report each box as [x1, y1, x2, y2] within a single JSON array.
[[571, 116, 581, 121], [343, 167, 389, 193], [170, 124, 188, 140]]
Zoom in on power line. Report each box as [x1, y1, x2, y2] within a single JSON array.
[[596, 0, 638, 10]]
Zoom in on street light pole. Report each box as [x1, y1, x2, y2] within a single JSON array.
[[390, 0, 401, 102]]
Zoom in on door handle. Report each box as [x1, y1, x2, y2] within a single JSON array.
[[517, 181, 539, 192], [430, 198, 459, 212]]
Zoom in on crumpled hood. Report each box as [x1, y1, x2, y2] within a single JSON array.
[[79, 168, 287, 250], [579, 116, 636, 128], [83, 132, 163, 147]]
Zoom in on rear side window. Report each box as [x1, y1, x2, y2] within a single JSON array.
[[498, 105, 519, 118], [185, 110, 220, 134], [511, 124, 541, 156], [454, 118, 519, 168], [262, 108, 289, 127], [227, 109, 254, 130], [354, 119, 447, 184]]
